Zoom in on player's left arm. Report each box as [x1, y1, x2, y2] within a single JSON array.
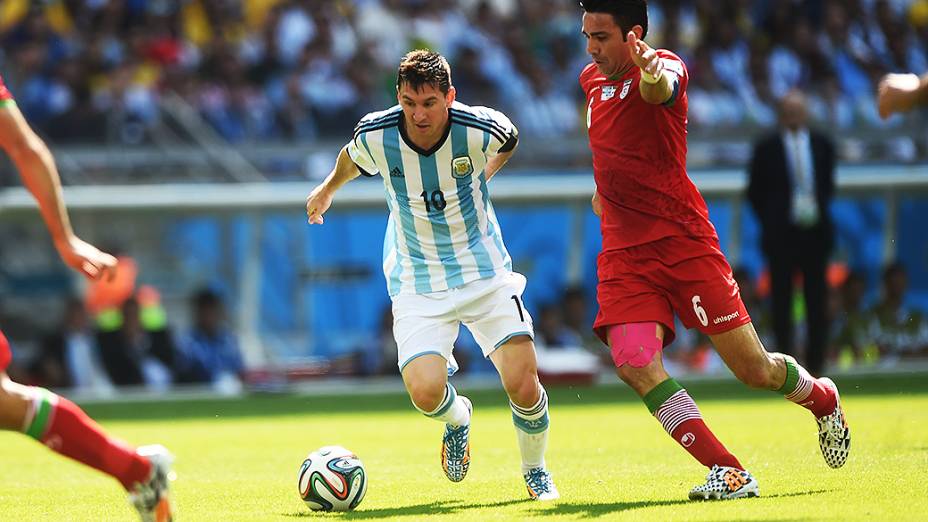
[[0, 102, 117, 280], [626, 32, 676, 105], [485, 142, 516, 182], [483, 109, 519, 182]]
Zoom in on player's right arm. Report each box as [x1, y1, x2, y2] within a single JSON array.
[[626, 32, 675, 105], [0, 100, 117, 280], [305, 146, 362, 225], [878, 72, 928, 119]]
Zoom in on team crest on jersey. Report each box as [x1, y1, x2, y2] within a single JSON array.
[[601, 85, 617, 101], [451, 156, 474, 178], [620, 79, 633, 99], [390, 166, 403, 178]]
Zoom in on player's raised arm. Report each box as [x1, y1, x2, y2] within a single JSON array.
[[305, 146, 362, 225], [627, 31, 673, 105], [0, 102, 116, 280], [877, 72, 928, 119]]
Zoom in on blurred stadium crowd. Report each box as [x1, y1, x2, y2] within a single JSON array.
[[8, 258, 927, 392], [0, 0, 925, 146]]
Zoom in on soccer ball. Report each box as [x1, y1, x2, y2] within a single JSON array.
[[298, 445, 367, 512]]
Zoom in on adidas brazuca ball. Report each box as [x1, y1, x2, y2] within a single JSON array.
[[298, 445, 367, 512]]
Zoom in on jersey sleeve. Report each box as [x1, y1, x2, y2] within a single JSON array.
[[578, 62, 597, 96], [471, 106, 519, 156], [346, 118, 379, 177], [658, 50, 688, 108]]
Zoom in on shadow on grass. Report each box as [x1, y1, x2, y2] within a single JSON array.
[[763, 489, 833, 499], [282, 498, 530, 518], [281, 489, 834, 519], [533, 489, 833, 519], [536, 498, 690, 518]]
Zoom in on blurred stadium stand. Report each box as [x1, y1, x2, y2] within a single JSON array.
[[0, 0, 925, 184], [2, 168, 927, 379], [0, 0, 927, 391]]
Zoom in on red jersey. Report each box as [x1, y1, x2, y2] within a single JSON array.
[[0, 74, 12, 102], [581, 50, 718, 250]]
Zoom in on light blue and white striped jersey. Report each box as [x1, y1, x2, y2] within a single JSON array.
[[346, 101, 518, 296]]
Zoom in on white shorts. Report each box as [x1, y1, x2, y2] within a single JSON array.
[[392, 272, 535, 375]]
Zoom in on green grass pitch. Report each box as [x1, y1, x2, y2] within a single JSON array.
[[1, 373, 926, 521]]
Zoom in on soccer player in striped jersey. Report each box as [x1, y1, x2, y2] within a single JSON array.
[[0, 73, 174, 521], [579, 0, 849, 500], [305, 50, 557, 500]]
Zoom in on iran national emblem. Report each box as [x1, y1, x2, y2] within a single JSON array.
[[452, 156, 474, 178], [601, 85, 617, 101], [619, 79, 633, 99]]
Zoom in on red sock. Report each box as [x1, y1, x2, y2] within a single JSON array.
[[650, 385, 743, 470], [669, 418, 743, 470], [779, 359, 837, 418], [26, 392, 151, 490]]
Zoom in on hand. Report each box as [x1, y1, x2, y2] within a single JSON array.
[[877, 73, 922, 119], [626, 31, 663, 78], [56, 236, 117, 281], [306, 184, 334, 225], [591, 190, 602, 217]]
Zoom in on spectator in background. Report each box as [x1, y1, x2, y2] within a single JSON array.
[[358, 306, 401, 376], [98, 296, 177, 390], [748, 90, 836, 375], [871, 263, 928, 358], [732, 267, 772, 349], [562, 286, 600, 351], [536, 303, 582, 349], [831, 271, 878, 367], [31, 297, 114, 394], [177, 288, 244, 391]]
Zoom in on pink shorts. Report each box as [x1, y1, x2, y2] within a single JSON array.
[[593, 235, 751, 346], [0, 330, 10, 372]]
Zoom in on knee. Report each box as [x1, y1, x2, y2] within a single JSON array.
[[615, 365, 645, 388], [406, 377, 447, 413], [503, 372, 540, 408], [615, 363, 665, 395]]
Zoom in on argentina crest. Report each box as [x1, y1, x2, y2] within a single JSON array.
[[451, 156, 474, 178]]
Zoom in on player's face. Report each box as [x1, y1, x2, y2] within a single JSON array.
[[582, 12, 633, 76], [397, 82, 455, 143]]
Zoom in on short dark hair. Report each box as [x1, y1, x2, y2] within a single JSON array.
[[579, 0, 649, 39], [396, 49, 452, 94]]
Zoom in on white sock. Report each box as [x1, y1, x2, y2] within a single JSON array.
[[511, 384, 549, 473], [420, 383, 471, 427]]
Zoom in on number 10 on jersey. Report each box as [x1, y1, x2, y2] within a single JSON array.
[[421, 190, 446, 212]]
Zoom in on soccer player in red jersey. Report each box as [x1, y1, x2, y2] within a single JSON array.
[[0, 74, 174, 521], [578, 0, 850, 499]]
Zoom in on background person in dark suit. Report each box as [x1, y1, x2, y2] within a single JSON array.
[[748, 90, 836, 375]]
